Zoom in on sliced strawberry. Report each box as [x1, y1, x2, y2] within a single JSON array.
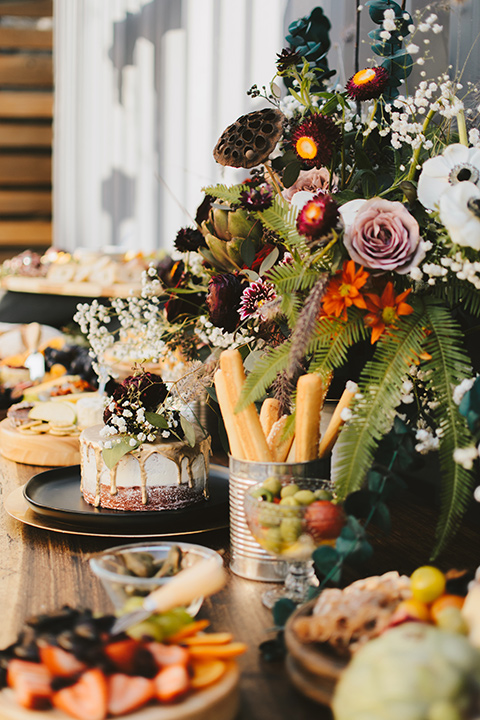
[[39, 644, 87, 678], [107, 673, 155, 716], [154, 663, 190, 703], [147, 642, 189, 669], [7, 659, 53, 710], [103, 638, 143, 675], [52, 668, 108, 720]]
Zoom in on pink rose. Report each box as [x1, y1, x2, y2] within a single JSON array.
[[343, 198, 425, 274], [282, 168, 331, 202]]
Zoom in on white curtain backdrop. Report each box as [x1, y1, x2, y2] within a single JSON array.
[[53, 0, 479, 255]]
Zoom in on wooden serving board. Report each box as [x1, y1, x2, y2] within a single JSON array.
[[284, 600, 348, 706], [1, 276, 143, 298], [0, 418, 80, 466], [0, 663, 240, 720]]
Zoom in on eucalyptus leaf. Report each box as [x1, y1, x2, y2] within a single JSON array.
[[272, 598, 297, 628], [180, 415, 196, 447], [145, 411, 169, 429], [102, 437, 140, 469], [259, 247, 280, 276], [241, 237, 257, 268], [312, 545, 342, 583]]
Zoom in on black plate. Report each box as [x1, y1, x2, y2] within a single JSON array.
[[23, 465, 229, 533]]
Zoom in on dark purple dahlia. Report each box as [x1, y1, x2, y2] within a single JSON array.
[[206, 273, 248, 333]]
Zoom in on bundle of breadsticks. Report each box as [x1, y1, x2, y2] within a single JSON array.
[[214, 349, 357, 462]]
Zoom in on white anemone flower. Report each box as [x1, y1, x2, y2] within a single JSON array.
[[417, 144, 480, 210], [289, 190, 315, 212], [439, 181, 480, 250], [338, 198, 367, 230]]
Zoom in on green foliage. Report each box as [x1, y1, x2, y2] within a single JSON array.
[[257, 196, 308, 251], [422, 298, 476, 557], [309, 312, 370, 375], [201, 183, 249, 205], [236, 341, 293, 411], [102, 437, 140, 469], [333, 298, 428, 500]]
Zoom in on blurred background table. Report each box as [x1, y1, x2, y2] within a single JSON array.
[[1, 453, 480, 720]]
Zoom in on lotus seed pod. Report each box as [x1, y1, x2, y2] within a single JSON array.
[[213, 108, 285, 169]]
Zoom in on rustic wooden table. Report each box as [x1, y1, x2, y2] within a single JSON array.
[[1, 453, 480, 720]]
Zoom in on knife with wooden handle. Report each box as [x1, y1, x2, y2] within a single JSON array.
[[110, 557, 226, 636]]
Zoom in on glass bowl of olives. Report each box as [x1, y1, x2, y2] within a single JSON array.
[[90, 541, 223, 618]]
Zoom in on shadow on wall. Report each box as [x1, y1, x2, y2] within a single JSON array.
[[101, 0, 181, 247]]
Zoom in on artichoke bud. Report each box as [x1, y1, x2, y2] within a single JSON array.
[[225, 238, 244, 265], [228, 208, 262, 242], [210, 207, 232, 240], [205, 234, 238, 271]]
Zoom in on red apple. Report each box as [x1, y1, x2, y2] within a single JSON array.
[[304, 501, 346, 541]]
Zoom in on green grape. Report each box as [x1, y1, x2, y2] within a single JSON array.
[[153, 608, 194, 638], [258, 504, 281, 527], [279, 496, 299, 506], [262, 527, 283, 554], [280, 517, 303, 544], [293, 489, 316, 505], [314, 488, 333, 501], [280, 483, 300, 498], [434, 607, 468, 635], [262, 477, 282, 496], [127, 619, 165, 641]]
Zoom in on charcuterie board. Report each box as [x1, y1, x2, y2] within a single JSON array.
[[1, 276, 142, 299]]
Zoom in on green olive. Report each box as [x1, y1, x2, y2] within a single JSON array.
[[280, 483, 300, 498]]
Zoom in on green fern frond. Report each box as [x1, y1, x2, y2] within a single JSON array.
[[433, 280, 480, 317], [268, 257, 321, 295], [201, 183, 249, 204], [422, 297, 476, 557], [309, 312, 370, 374], [333, 300, 427, 500], [236, 340, 292, 411], [258, 196, 309, 251]]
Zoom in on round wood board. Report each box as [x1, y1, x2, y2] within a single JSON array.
[[284, 599, 348, 705], [0, 418, 80, 466], [0, 663, 240, 720]]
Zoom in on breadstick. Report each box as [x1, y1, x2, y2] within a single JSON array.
[[319, 381, 358, 458], [286, 438, 296, 463], [295, 374, 323, 462], [214, 369, 246, 459], [267, 415, 294, 463], [219, 350, 272, 462], [260, 398, 280, 439]]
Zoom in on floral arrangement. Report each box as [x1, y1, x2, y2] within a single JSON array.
[[76, 1, 480, 556], [99, 369, 201, 469]]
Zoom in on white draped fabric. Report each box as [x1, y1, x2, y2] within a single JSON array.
[[53, 0, 479, 254]]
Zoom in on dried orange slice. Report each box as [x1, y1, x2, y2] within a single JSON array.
[[188, 642, 247, 659], [190, 659, 227, 689], [166, 620, 210, 644], [182, 632, 233, 646]]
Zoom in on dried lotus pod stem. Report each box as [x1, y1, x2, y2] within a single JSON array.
[[213, 108, 285, 169]]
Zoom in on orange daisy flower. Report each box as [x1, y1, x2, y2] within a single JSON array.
[[364, 282, 414, 343], [322, 260, 369, 319]]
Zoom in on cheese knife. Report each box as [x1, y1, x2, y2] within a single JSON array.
[[110, 557, 226, 636]]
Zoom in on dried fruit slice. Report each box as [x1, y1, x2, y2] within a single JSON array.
[[182, 632, 233, 646], [187, 642, 248, 659], [107, 673, 155, 716], [103, 638, 143, 675], [39, 644, 87, 678], [154, 663, 190, 703], [7, 659, 53, 710], [190, 658, 227, 689], [52, 668, 108, 720], [166, 619, 210, 644]]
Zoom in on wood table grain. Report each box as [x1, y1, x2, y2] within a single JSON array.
[[1, 453, 480, 720]]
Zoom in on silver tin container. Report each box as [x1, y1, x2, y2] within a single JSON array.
[[229, 456, 331, 581]]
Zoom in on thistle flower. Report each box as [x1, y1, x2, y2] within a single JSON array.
[[276, 47, 301, 74], [174, 227, 206, 253], [345, 67, 389, 101], [291, 114, 340, 168], [296, 194, 339, 238]]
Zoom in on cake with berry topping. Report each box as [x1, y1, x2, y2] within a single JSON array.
[[79, 371, 211, 511]]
